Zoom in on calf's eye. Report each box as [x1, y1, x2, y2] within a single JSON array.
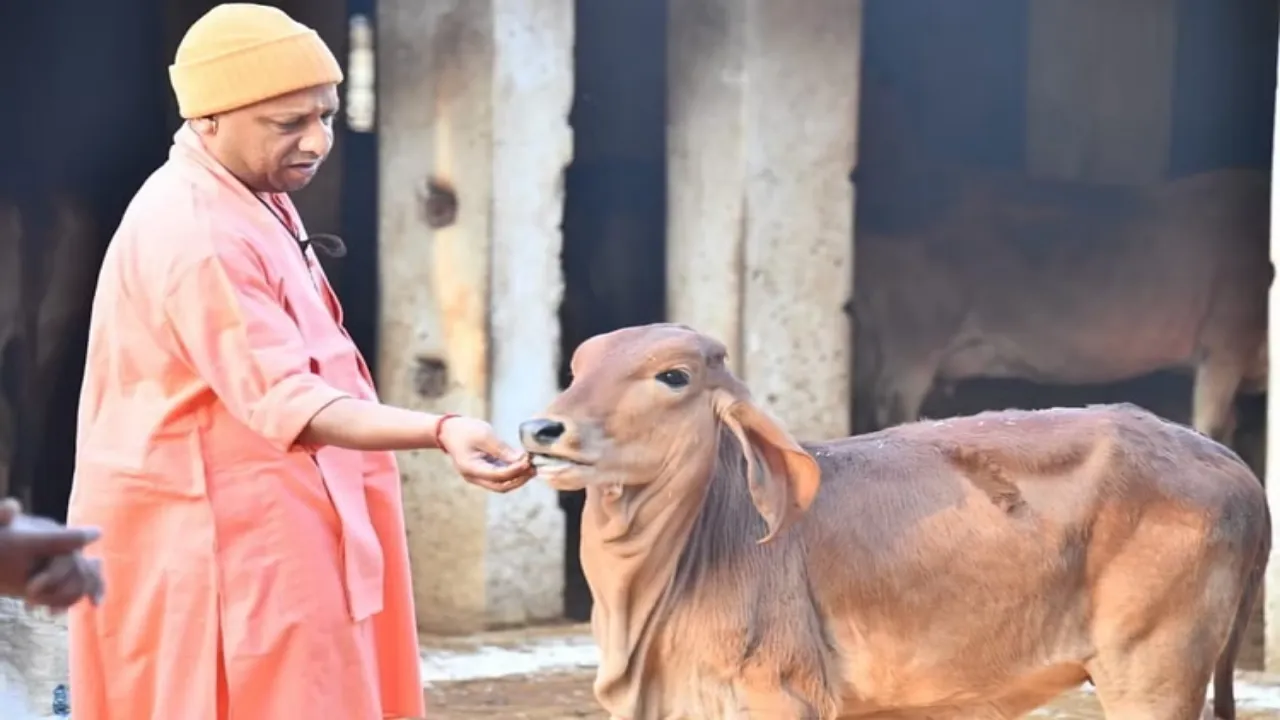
[[655, 369, 691, 389]]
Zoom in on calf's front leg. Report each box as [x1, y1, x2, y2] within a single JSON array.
[[732, 680, 838, 720]]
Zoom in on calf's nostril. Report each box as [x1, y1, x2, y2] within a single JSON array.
[[519, 418, 566, 446]]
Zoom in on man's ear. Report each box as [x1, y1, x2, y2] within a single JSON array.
[[189, 117, 218, 137], [719, 395, 822, 544]]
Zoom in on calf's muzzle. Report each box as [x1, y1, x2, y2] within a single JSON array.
[[519, 418, 567, 448]]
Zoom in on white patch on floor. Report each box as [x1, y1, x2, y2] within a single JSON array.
[[418, 634, 1280, 714], [1105, 681, 1280, 712], [1228, 682, 1280, 710], [1057, 680, 1280, 711], [419, 634, 600, 685]]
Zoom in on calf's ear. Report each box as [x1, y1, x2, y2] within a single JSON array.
[[721, 397, 822, 544]]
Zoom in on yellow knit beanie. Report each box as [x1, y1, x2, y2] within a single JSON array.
[[169, 3, 344, 119]]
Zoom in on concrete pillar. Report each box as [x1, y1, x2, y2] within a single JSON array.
[[1026, 0, 1178, 184], [667, 0, 861, 439], [486, 0, 574, 627], [378, 0, 571, 633]]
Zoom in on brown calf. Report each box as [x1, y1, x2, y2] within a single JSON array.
[[520, 323, 1270, 720]]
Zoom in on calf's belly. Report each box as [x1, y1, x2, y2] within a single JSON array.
[[835, 659, 1090, 718], [821, 557, 1094, 715]]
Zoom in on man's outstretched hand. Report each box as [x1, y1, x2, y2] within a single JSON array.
[[439, 416, 536, 493], [0, 499, 105, 611]]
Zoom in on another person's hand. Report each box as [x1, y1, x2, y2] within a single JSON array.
[[438, 416, 536, 493], [26, 551, 105, 612], [0, 499, 105, 610]]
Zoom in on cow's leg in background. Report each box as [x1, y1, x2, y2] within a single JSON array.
[[1191, 355, 1244, 445], [874, 362, 939, 430]]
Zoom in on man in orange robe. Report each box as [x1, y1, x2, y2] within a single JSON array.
[[66, 5, 535, 719]]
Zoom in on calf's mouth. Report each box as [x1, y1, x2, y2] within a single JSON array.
[[529, 452, 589, 472]]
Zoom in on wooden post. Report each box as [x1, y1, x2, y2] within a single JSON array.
[[667, 0, 860, 439], [377, 0, 571, 633], [1025, 0, 1178, 184]]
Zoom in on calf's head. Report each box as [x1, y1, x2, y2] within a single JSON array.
[[519, 323, 821, 543]]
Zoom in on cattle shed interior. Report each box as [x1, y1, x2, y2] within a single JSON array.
[[855, 0, 1276, 457], [0, 0, 1277, 650]]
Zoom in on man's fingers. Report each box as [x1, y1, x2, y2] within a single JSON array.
[[480, 461, 532, 482], [506, 466, 536, 488], [457, 456, 534, 485], [459, 462, 521, 483], [26, 555, 102, 610], [87, 558, 105, 605], [26, 556, 77, 599], [0, 499, 20, 526], [472, 478, 522, 494], [480, 437, 529, 465], [464, 464, 537, 494], [26, 567, 78, 611], [11, 526, 102, 556], [28, 582, 79, 613]]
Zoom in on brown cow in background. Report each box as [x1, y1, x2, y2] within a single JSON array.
[[852, 67, 1272, 444], [521, 323, 1269, 720], [852, 167, 1271, 444]]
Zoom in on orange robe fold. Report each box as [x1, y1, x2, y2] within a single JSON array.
[[66, 125, 424, 720]]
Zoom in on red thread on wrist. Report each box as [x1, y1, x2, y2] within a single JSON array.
[[434, 413, 460, 453]]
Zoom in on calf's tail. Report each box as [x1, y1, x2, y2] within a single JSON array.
[[1214, 501, 1271, 720]]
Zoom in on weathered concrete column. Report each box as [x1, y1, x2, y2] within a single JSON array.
[[486, 0, 574, 627], [1026, 0, 1178, 184], [378, 0, 571, 633], [667, 0, 861, 439]]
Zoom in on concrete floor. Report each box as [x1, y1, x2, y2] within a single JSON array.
[[419, 625, 1280, 719]]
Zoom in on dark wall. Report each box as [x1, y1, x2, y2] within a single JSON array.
[[0, 0, 170, 201], [0, 0, 171, 518], [337, 0, 381, 380], [861, 0, 1029, 174], [558, 0, 668, 622], [1170, 0, 1279, 176], [856, 0, 1028, 235]]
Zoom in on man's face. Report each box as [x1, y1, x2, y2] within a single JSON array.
[[196, 84, 339, 194]]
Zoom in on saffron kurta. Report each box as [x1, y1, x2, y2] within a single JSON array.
[[66, 126, 424, 720]]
